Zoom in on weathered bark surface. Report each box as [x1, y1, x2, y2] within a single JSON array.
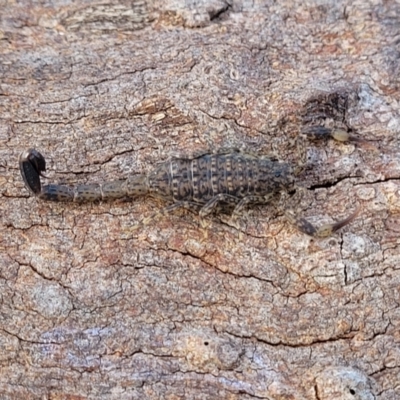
[[1, 1, 399, 399]]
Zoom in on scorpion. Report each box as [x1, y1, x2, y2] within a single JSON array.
[[19, 127, 361, 238]]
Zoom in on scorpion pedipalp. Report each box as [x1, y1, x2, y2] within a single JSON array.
[[301, 126, 373, 146], [285, 206, 361, 238]]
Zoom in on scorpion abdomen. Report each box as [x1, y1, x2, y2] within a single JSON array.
[[148, 153, 295, 205]]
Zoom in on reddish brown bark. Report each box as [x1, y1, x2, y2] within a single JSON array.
[[1, 1, 399, 399]]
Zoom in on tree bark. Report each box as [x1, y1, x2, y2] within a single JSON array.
[[1, 1, 399, 399]]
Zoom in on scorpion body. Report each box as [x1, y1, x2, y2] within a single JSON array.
[[19, 127, 360, 237]]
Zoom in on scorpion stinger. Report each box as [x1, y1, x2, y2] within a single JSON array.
[[19, 149, 149, 202], [19, 149, 47, 195]]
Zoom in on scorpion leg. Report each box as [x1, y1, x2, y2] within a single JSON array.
[[231, 194, 275, 217], [131, 201, 202, 231], [228, 194, 276, 228], [285, 206, 360, 238], [199, 194, 240, 217]]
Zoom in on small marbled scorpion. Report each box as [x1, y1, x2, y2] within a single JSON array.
[[19, 127, 362, 238]]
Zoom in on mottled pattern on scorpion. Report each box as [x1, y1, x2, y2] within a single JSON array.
[[19, 127, 362, 238]]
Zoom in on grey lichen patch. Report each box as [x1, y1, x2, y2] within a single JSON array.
[[314, 366, 375, 400], [0, 331, 19, 362], [31, 281, 72, 320], [15, 265, 72, 321], [156, 0, 230, 28], [61, 2, 152, 32], [176, 329, 244, 372]]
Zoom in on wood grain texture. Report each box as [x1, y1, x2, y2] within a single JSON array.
[[1, 1, 399, 399]]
